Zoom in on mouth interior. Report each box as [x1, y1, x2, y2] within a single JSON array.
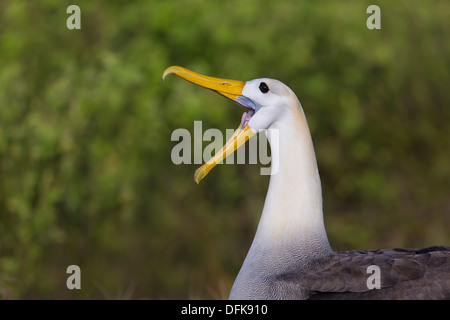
[[234, 96, 256, 130], [240, 108, 255, 129]]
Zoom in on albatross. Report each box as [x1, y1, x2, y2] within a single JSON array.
[[162, 66, 450, 300]]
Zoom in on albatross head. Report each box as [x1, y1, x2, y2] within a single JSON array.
[[162, 66, 296, 183]]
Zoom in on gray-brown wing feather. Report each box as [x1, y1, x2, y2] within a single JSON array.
[[305, 246, 450, 299]]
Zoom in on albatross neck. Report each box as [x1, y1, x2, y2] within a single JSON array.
[[251, 98, 333, 261], [229, 96, 334, 299]]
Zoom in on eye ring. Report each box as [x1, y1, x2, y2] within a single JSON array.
[[259, 82, 269, 94]]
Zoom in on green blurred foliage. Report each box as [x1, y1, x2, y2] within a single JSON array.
[[0, 0, 449, 299]]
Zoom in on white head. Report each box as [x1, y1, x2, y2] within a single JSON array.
[[234, 78, 297, 133]]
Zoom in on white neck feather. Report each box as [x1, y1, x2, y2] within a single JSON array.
[[230, 96, 332, 299], [254, 98, 331, 256]]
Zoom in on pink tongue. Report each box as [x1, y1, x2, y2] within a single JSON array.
[[240, 112, 251, 129]]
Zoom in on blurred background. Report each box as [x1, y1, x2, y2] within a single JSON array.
[[0, 0, 449, 299]]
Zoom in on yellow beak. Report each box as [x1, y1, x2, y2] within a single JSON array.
[[162, 66, 256, 183]]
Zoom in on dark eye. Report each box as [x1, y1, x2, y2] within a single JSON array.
[[259, 82, 269, 94]]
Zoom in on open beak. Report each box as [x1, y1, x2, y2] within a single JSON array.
[[162, 66, 256, 183]]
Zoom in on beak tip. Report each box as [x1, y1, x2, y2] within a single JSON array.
[[161, 70, 170, 82], [162, 66, 179, 82], [194, 167, 207, 184]]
